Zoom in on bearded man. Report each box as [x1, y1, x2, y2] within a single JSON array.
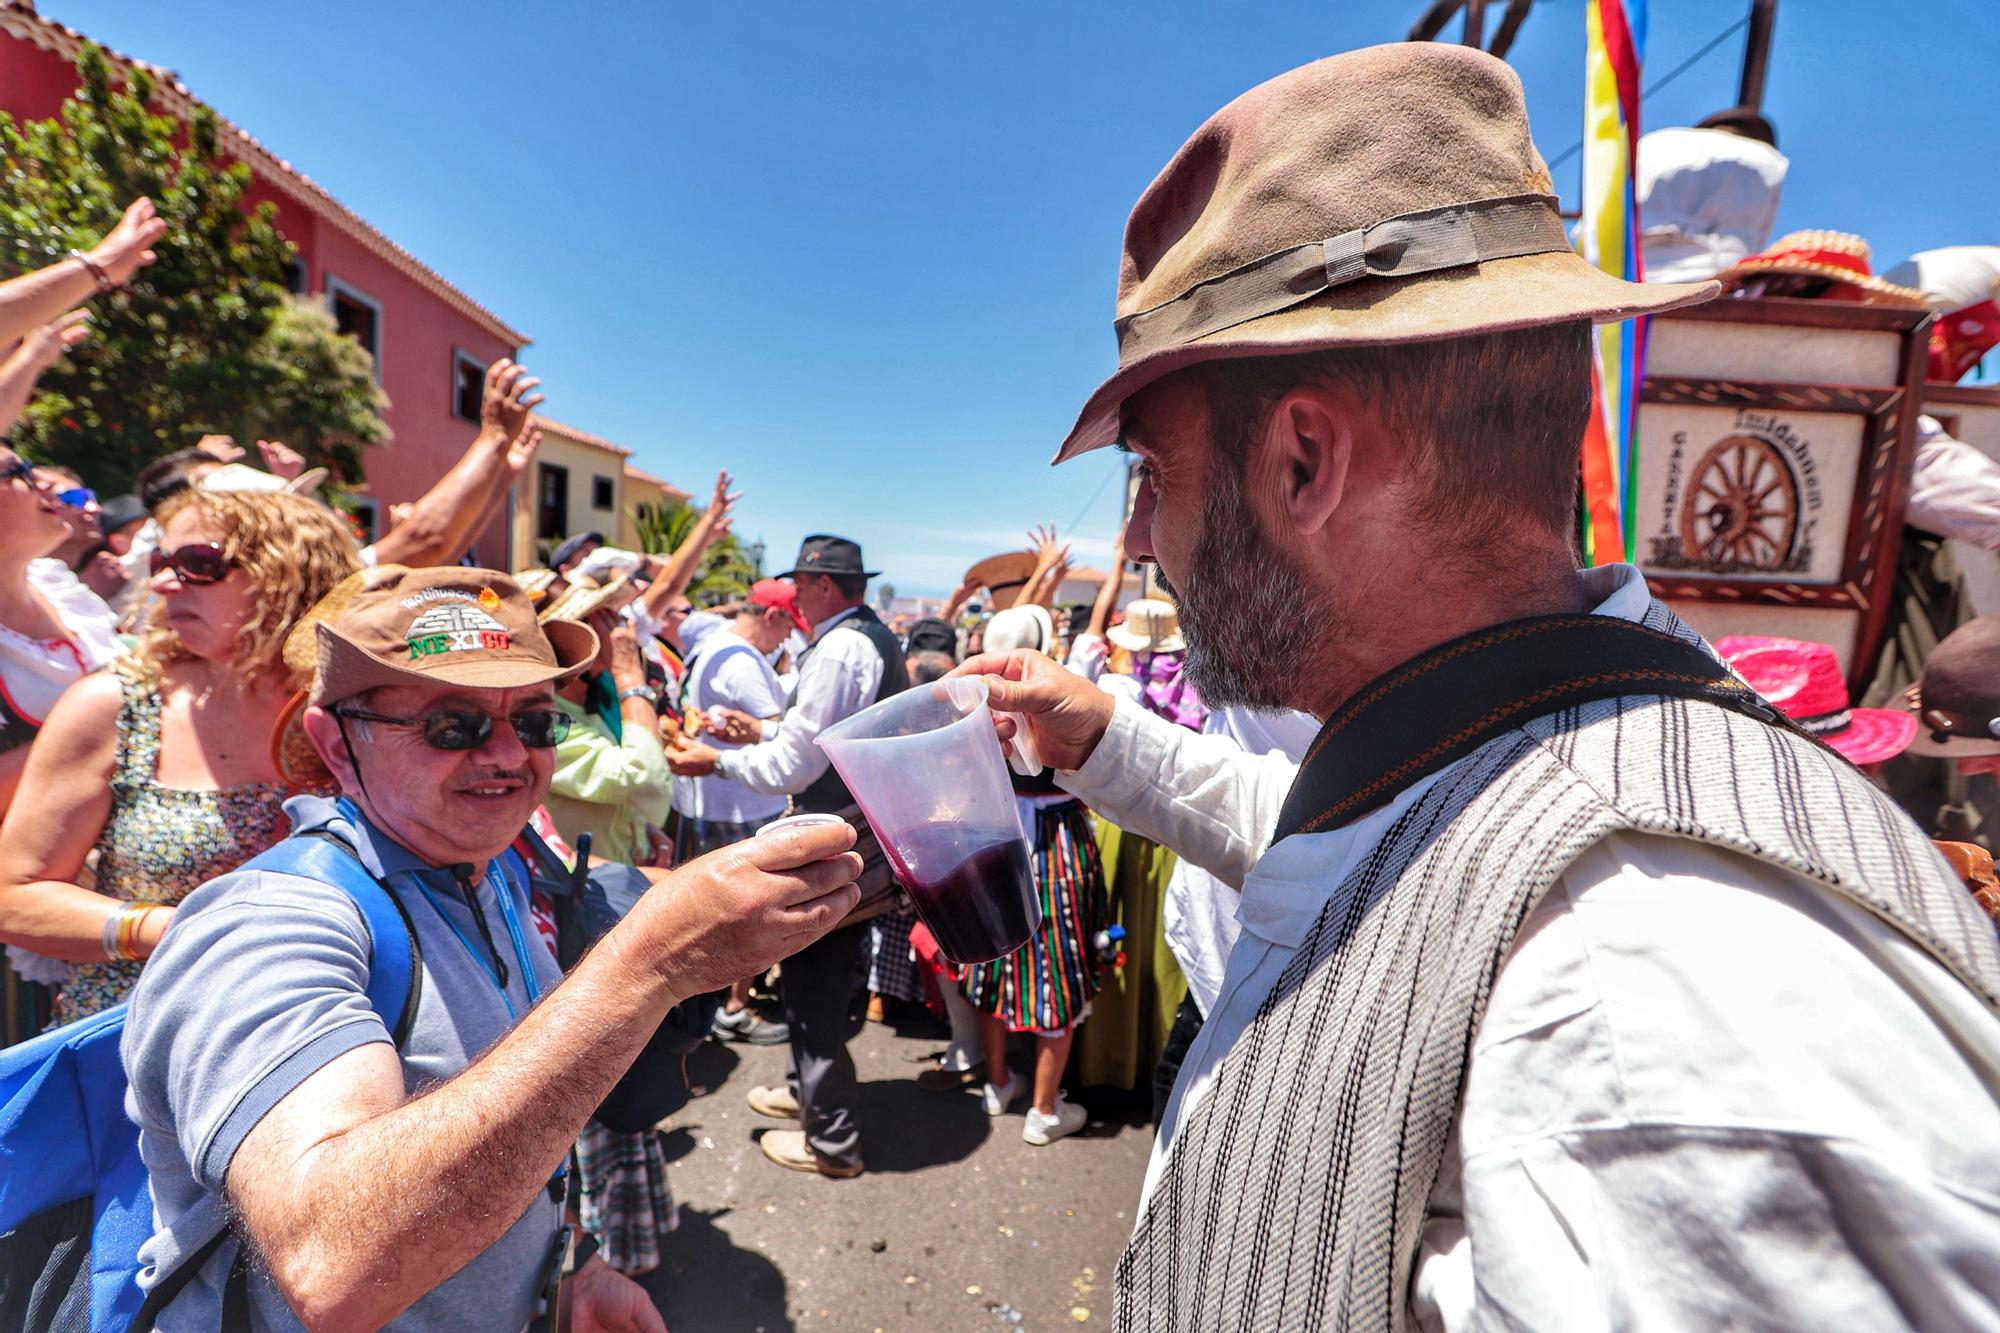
[[958, 44, 2000, 1331]]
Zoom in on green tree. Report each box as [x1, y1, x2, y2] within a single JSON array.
[[0, 45, 388, 493], [631, 498, 761, 605]]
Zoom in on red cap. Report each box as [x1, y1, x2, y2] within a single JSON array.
[[750, 577, 811, 635]]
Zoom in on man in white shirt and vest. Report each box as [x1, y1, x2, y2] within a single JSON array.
[[956, 44, 2000, 1332], [667, 535, 909, 1178]]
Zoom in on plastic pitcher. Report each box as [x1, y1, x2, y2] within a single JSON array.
[[817, 678, 1043, 965]]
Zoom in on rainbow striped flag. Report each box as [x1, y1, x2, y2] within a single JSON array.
[[1577, 0, 1647, 563]]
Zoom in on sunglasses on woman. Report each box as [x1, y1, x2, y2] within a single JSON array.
[[0, 458, 37, 487], [149, 541, 233, 586], [335, 706, 571, 751]]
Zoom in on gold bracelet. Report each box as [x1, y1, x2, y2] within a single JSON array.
[[113, 904, 139, 961]]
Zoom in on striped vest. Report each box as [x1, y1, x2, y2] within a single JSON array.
[[1114, 605, 2000, 1331]]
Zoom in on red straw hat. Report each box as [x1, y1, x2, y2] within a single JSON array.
[[1716, 635, 1916, 764], [1717, 231, 1929, 308]]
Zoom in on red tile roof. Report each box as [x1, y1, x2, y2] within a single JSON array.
[[0, 0, 528, 347], [530, 413, 633, 458]]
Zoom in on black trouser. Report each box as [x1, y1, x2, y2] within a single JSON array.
[[1152, 994, 1205, 1127], [782, 922, 868, 1168]]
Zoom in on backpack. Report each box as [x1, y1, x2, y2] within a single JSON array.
[[0, 831, 417, 1332]]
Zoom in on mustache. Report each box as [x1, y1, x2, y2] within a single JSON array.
[[453, 767, 533, 788]]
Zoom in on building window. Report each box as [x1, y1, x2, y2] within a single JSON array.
[[326, 276, 382, 377], [349, 500, 378, 543], [591, 475, 615, 511], [280, 255, 307, 295], [453, 349, 486, 423], [537, 463, 569, 542]]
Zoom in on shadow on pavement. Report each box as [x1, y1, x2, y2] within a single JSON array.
[[852, 1075, 991, 1172], [642, 1203, 795, 1333]]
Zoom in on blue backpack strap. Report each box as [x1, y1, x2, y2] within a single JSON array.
[[127, 833, 425, 1330], [244, 831, 422, 1047]]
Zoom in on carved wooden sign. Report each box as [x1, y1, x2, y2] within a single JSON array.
[[1635, 300, 1931, 687]]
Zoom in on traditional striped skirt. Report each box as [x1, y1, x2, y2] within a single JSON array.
[[964, 799, 1108, 1033]]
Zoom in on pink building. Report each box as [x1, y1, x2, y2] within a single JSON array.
[[0, 0, 529, 563]]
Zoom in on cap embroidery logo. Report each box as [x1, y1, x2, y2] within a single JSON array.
[[478, 587, 501, 610], [406, 602, 511, 659]]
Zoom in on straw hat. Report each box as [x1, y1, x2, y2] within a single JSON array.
[[1714, 636, 1915, 765], [537, 571, 636, 625], [514, 567, 560, 606], [964, 552, 1040, 611], [1107, 599, 1186, 654], [199, 462, 332, 497], [1717, 231, 1929, 308], [1052, 43, 1716, 462]]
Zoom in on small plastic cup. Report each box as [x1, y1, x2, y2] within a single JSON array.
[[817, 679, 1042, 964]]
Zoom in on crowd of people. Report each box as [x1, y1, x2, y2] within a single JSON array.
[[2, 35, 1999, 1333]]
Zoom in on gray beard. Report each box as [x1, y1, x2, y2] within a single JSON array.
[[1167, 467, 1332, 712]]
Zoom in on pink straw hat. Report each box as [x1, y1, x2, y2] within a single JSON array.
[[1715, 636, 1916, 765]]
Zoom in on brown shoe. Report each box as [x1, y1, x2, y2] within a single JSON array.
[[758, 1128, 864, 1178], [865, 993, 886, 1023], [746, 1084, 799, 1119]]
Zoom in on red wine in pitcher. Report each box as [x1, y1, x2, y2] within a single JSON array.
[[898, 838, 1041, 965]]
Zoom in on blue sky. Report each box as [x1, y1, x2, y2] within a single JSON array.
[[49, 0, 2000, 593]]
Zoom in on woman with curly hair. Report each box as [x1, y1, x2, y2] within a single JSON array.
[[0, 489, 359, 1020]]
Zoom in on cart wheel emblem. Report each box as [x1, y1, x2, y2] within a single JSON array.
[[1678, 434, 1801, 572]]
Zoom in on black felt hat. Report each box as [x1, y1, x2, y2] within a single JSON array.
[[780, 534, 878, 580]]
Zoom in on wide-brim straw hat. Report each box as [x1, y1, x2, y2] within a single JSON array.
[[964, 552, 1040, 611], [1053, 44, 1717, 463], [199, 462, 332, 497], [1714, 635, 1915, 766], [1717, 231, 1929, 308], [537, 571, 636, 625], [514, 567, 560, 606], [1107, 598, 1186, 654]]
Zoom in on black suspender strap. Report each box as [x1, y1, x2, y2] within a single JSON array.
[[1271, 614, 1819, 843]]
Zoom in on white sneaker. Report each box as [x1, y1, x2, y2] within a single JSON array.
[[1023, 1098, 1088, 1146], [981, 1071, 1027, 1116]]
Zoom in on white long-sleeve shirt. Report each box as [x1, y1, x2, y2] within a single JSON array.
[[1160, 706, 1320, 1017], [715, 606, 884, 796], [1059, 564, 2000, 1330]]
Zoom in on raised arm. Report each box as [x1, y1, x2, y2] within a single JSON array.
[[636, 470, 739, 621], [369, 359, 542, 567], [1018, 523, 1069, 608], [0, 198, 163, 348], [1087, 528, 1128, 639], [0, 311, 90, 439], [216, 824, 862, 1330]]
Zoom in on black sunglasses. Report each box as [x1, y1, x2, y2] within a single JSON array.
[[336, 706, 571, 751], [149, 541, 232, 586]]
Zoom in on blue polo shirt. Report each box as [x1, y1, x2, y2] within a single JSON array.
[[122, 796, 567, 1330]]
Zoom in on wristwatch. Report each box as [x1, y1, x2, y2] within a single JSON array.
[[618, 684, 659, 707]]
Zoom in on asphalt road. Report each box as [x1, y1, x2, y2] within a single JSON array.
[[638, 1004, 1153, 1332]]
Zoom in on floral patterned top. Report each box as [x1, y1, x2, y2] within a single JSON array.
[[54, 666, 289, 1022]]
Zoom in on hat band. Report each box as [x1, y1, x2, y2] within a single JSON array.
[[1921, 705, 2000, 745], [1113, 193, 1571, 364], [1793, 707, 1853, 738]]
